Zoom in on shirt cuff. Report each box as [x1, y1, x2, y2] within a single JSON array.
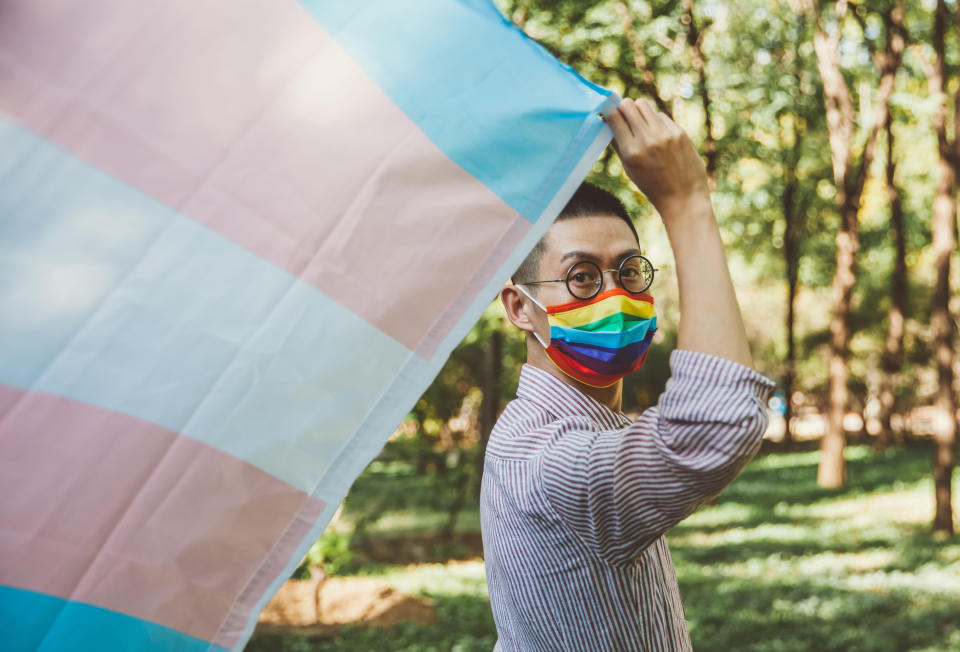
[[658, 349, 776, 424]]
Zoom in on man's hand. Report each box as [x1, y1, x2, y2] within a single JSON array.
[[606, 98, 710, 219]]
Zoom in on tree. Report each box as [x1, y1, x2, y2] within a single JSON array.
[[876, 111, 908, 451], [709, 1, 832, 447], [794, 0, 905, 487], [926, 0, 957, 535], [680, 0, 717, 186]]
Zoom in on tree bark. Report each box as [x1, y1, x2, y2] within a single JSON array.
[[877, 112, 907, 451], [782, 119, 803, 450], [809, 0, 854, 488], [930, 0, 957, 535], [475, 328, 502, 499], [783, 198, 798, 450], [681, 0, 716, 187], [931, 190, 957, 534], [615, 2, 672, 117], [780, 13, 815, 450]]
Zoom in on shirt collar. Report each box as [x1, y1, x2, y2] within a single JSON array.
[[516, 364, 630, 431]]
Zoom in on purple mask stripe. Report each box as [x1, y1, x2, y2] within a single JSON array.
[[552, 334, 653, 375], [556, 337, 652, 364]]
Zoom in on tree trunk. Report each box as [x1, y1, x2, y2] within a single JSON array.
[[877, 113, 907, 451], [681, 0, 716, 187], [931, 190, 957, 534], [474, 328, 503, 499], [783, 229, 797, 450], [782, 129, 801, 450], [781, 15, 811, 451], [809, 0, 904, 488], [821, 203, 857, 487], [929, 0, 957, 536], [615, 2, 672, 117], [810, 0, 854, 488]]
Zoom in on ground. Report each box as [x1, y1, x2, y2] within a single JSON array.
[[245, 443, 960, 652]]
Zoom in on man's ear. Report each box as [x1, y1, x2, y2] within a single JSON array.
[[501, 285, 536, 333]]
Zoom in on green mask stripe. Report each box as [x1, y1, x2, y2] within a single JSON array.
[[572, 311, 645, 333]]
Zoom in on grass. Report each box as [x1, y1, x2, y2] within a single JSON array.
[[671, 446, 960, 651], [245, 562, 495, 652], [246, 443, 960, 651]]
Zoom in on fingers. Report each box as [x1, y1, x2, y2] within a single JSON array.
[[605, 106, 633, 145], [609, 98, 670, 147], [606, 97, 707, 212], [655, 109, 683, 136], [608, 99, 651, 157], [635, 99, 681, 145], [633, 98, 659, 126], [617, 98, 648, 137]]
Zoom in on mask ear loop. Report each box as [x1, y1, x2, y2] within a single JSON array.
[[514, 285, 550, 348]]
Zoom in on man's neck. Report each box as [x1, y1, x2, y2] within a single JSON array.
[[526, 345, 623, 413]]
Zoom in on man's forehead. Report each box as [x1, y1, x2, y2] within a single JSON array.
[[542, 214, 639, 262]]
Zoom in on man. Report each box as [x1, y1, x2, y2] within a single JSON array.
[[480, 98, 774, 650]]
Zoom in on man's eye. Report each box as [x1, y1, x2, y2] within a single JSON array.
[[621, 268, 639, 278], [567, 261, 601, 287]]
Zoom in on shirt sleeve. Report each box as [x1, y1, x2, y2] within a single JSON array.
[[538, 349, 776, 564]]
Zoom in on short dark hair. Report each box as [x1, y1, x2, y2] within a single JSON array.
[[511, 183, 638, 286]]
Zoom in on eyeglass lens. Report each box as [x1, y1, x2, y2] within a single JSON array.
[[564, 255, 653, 299]]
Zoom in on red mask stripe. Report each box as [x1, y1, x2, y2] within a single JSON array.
[[546, 288, 654, 315]]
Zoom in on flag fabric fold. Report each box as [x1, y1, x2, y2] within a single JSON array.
[[0, 1, 615, 649]]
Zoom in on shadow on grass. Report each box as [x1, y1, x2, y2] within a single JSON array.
[[671, 534, 896, 565], [681, 574, 960, 652], [664, 444, 933, 540], [670, 444, 960, 651], [720, 443, 933, 510], [245, 594, 496, 652]]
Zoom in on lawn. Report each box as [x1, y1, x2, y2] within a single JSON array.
[[246, 443, 960, 651]]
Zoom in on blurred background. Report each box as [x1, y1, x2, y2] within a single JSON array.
[[247, 0, 960, 649]]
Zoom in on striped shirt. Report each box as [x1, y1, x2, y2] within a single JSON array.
[[480, 349, 775, 651]]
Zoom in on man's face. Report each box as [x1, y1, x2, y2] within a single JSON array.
[[525, 213, 641, 336]]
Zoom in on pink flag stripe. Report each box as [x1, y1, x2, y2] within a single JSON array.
[[0, 0, 524, 356], [0, 384, 325, 647]]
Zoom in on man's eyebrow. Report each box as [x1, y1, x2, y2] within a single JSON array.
[[558, 248, 642, 266], [559, 250, 600, 265]]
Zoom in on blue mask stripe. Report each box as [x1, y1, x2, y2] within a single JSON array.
[[549, 316, 657, 349]]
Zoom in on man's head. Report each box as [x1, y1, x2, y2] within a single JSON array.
[[511, 183, 639, 292], [501, 183, 644, 374]]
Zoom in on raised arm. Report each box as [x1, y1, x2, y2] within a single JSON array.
[[536, 99, 773, 563], [605, 98, 752, 367]]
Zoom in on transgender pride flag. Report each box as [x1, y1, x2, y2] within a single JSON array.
[[0, 1, 615, 649]]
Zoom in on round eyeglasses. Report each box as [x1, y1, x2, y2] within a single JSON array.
[[521, 254, 656, 300]]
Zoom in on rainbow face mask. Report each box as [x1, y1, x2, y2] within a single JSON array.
[[519, 287, 657, 388]]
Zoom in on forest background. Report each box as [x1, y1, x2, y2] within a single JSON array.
[[250, 0, 960, 649]]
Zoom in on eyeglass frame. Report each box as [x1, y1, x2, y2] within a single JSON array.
[[519, 254, 657, 300]]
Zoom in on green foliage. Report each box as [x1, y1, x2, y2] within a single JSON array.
[[342, 448, 481, 539], [294, 531, 355, 579], [487, 0, 960, 407]]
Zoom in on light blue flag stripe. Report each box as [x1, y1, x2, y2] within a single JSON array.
[[0, 116, 410, 492], [301, 0, 617, 221], [0, 586, 227, 652]]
